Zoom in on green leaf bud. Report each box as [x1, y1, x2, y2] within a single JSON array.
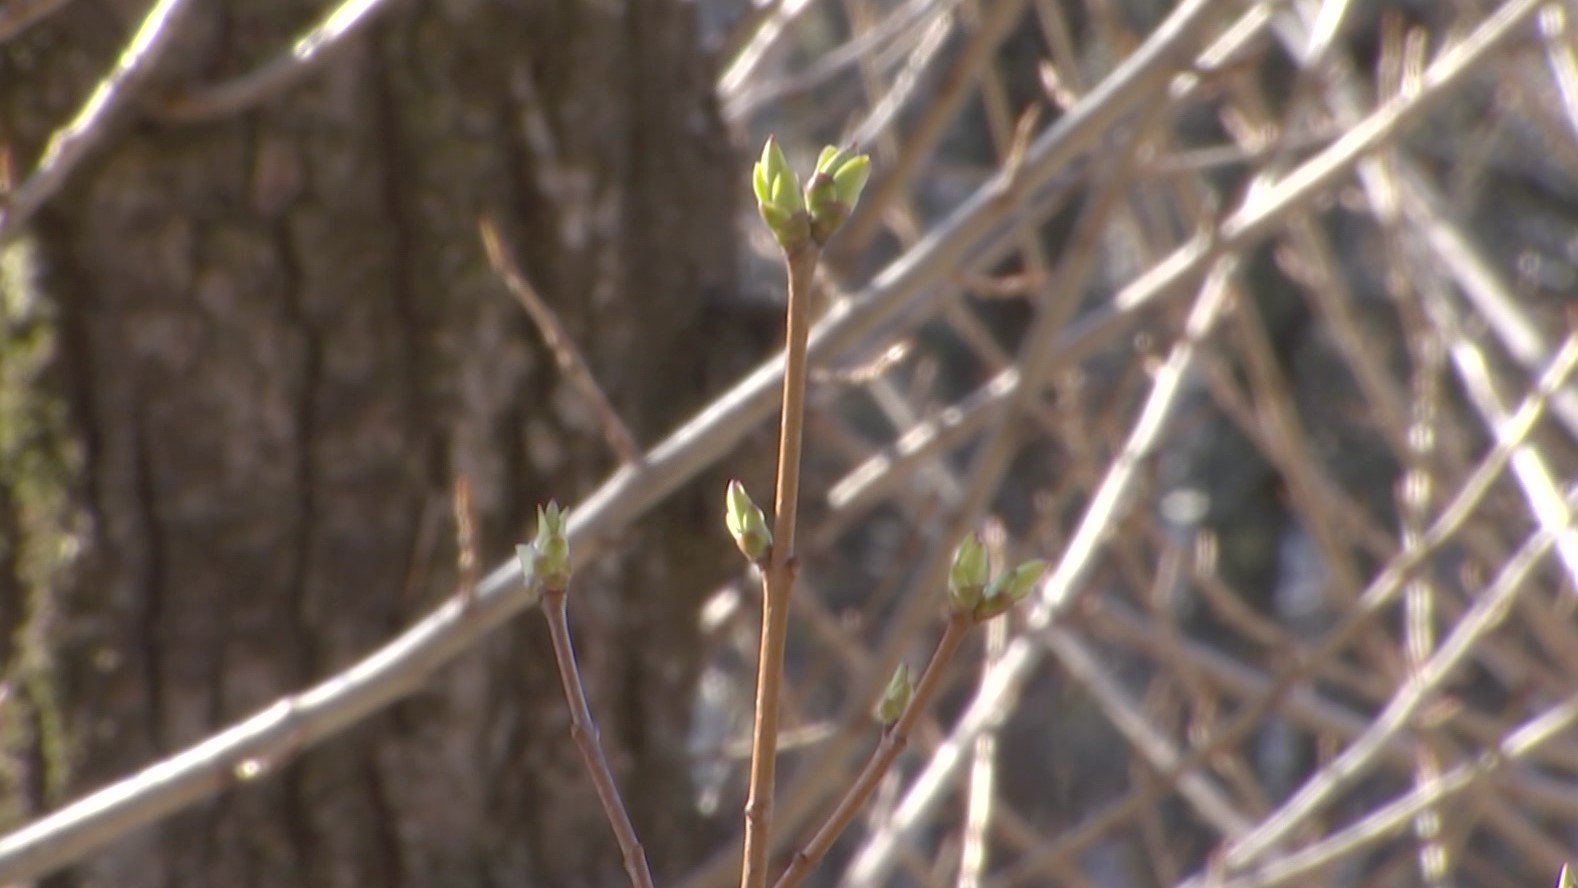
[[724, 480, 773, 564], [752, 137, 810, 250], [832, 154, 871, 209], [974, 559, 1047, 621], [875, 662, 912, 727], [947, 533, 990, 614], [805, 144, 870, 245], [529, 501, 572, 592]]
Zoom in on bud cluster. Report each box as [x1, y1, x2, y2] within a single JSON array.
[[518, 501, 572, 594], [752, 137, 871, 251], [947, 532, 1047, 622]]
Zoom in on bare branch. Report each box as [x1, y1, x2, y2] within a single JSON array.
[[155, 0, 401, 122], [772, 614, 972, 888], [480, 217, 643, 467], [0, 0, 189, 242], [541, 584, 655, 888]]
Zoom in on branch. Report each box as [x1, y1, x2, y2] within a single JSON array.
[[541, 585, 654, 888], [837, 1, 1548, 878], [0, 562, 540, 882], [480, 217, 643, 466], [740, 241, 819, 888], [1206, 691, 1578, 888], [155, 0, 401, 122], [771, 613, 970, 888], [0, 0, 190, 242]]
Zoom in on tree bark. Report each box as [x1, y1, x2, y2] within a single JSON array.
[[0, 1, 739, 884]]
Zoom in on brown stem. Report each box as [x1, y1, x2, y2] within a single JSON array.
[[542, 588, 655, 888], [479, 217, 643, 466], [741, 244, 820, 888], [772, 612, 973, 888]]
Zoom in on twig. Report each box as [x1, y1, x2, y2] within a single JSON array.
[[958, 615, 1006, 888], [0, 0, 190, 242], [1205, 691, 1578, 888], [772, 613, 972, 888], [540, 586, 655, 888], [155, 0, 400, 122], [1046, 626, 1253, 840], [843, 3, 1549, 879], [479, 217, 642, 466], [741, 243, 819, 888], [831, 0, 1029, 256], [723, 0, 960, 121], [982, 298, 1578, 888], [1217, 487, 1577, 873]]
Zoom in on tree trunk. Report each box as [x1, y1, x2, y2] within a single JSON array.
[[0, 1, 740, 884]]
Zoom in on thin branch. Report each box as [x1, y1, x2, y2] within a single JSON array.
[[541, 586, 654, 888], [1538, 4, 1578, 145], [479, 217, 643, 466], [844, 257, 1240, 885], [0, 0, 190, 242], [838, 3, 1550, 878], [772, 613, 972, 888], [155, 0, 401, 122], [958, 617, 1007, 888], [1207, 691, 1578, 888], [741, 243, 819, 888], [977, 327, 1578, 886], [831, 0, 1029, 256], [1430, 303, 1578, 594], [1045, 626, 1254, 840], [1217, 490, 1576, 873], [724, 0, 961, 121]]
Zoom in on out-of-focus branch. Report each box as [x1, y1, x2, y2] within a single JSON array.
[[837, 3, 1549, 879], [156, 0, 401, 122], [1204, 691, 1578, 888], [0, 0, 190, 242], [771, 614, 972, 888], [1216, 485, 1577, 873], [480, 218, 642, 466]]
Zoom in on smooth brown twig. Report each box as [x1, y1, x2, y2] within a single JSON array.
[[741, 243, 819, 888], [479, 217, 643, 466], [772, 612, 972, 888], [541, 586, 654, 888]]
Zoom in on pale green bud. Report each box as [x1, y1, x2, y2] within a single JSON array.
[[974, 559, 1046, 621], [805, 145, 870, 245], [831, 154, 871, 208], [752, 137, 810, 250], [875, 662, 912, 727], [724, 480, 772, 564], [947, 533, 990, 615], [527, 501, 572, 592]]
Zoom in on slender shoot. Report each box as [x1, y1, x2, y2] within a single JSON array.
[[519, 508, 654, 888], [740, 138, 869, 888]]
